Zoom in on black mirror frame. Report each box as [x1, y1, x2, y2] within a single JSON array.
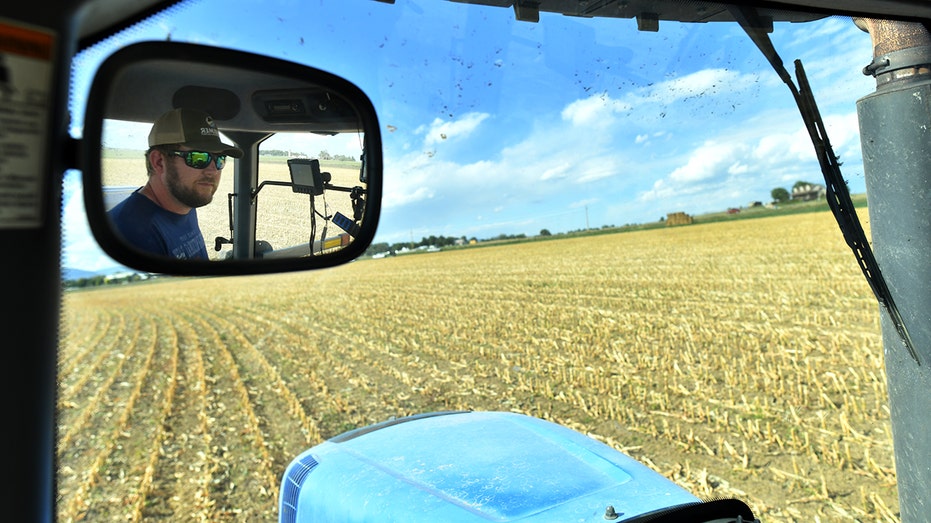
[[81, 41, 382, 276]]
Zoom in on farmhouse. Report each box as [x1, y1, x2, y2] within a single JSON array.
[[792, 183, 826, 201]]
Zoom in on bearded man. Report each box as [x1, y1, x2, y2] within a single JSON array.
[[108, 108, 242, 259]]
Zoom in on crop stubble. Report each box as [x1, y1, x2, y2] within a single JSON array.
[[59, 211, 898, 522]]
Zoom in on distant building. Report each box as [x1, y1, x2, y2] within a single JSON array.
[[792, 183, 826, 201]]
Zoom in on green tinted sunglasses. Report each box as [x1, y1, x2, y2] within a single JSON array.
[[169, 150, 227, 170]]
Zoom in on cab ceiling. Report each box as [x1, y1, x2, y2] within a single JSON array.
[[54, 0, 931, 49]]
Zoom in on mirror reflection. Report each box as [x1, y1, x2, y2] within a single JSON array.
[[98, 51, 371, 262]]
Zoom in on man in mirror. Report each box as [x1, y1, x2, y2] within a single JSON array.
[[108, 108, 242, 259]]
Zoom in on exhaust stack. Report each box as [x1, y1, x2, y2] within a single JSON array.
[[855, 18, 931, 522]]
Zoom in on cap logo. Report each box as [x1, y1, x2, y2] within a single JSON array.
[[200, 116, 219, 137]]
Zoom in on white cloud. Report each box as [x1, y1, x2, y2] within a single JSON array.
[[417, 112, 490, 145], [540, 162, 572, 181], [383, 182, 436, 208], [668, 141, 748, 184], [561, 68, 761, 131], [645, 68, 751, 105], [750, 110, 861, 166], [561, 94, 631, 127], [781, 16, 855, 52]]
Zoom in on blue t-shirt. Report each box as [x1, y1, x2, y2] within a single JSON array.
[[108, 189, 209, 260]]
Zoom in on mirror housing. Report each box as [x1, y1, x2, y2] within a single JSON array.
[[81, 41, 382, 275]]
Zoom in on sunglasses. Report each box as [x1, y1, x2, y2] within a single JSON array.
[[169, 150, 228, 170]]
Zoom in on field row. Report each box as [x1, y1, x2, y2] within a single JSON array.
[[59, 212, 897, 522]]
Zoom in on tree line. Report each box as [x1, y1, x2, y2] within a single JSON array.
[[364, 232, 534, 257], [64, 273, 152, 288], [364, 235, 469, 256], [262, 149, 357, 162]]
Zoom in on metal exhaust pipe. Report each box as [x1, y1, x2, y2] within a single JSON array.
[[855, 18, 931, 522]]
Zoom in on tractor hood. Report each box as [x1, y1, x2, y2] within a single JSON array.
[[279, 411, 699, 522]]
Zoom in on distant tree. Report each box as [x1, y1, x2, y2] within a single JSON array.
[[771, 187, 790, 203], [793, 180, 816, 191], [364, 242, 390, 256], [262, 149, 291, 157], [539, 229, 551, 236]]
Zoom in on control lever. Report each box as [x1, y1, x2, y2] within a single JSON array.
[[215, 236, 233, 252]]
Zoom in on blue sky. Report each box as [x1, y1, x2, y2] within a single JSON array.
[[64, 0, 876, 271]]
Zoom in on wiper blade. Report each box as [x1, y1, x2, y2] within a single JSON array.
[[791, 60, 919, 366], [731, 6, 920, 366]]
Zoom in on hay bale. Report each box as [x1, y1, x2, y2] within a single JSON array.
[[666, 212, 693, 226]]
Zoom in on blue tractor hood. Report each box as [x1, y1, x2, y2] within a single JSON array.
[[278, 411, 711, 522]]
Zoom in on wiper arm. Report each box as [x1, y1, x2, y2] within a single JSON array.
[[730, 5, 921, 366]]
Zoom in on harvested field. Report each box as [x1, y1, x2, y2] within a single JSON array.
[[58, 211, 898, 522]]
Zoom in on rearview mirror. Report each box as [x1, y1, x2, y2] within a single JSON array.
[[81, 42, 381, 275]]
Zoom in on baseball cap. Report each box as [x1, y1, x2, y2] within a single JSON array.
[[148, 108, 243, 158]]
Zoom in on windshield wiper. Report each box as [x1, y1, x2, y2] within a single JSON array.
[[730, 5, 920, 366]]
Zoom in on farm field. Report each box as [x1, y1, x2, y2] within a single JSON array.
[[58, 211, 898, 522]]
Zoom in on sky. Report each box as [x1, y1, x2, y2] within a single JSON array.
[[63, 0, 878, 272]]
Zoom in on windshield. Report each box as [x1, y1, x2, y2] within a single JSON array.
[[60, 1, 895, 521]]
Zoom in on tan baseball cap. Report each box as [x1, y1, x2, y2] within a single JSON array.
[[148, 108, 243, 158]]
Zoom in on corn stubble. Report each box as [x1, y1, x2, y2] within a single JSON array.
[[59, 212, 898, 522]]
